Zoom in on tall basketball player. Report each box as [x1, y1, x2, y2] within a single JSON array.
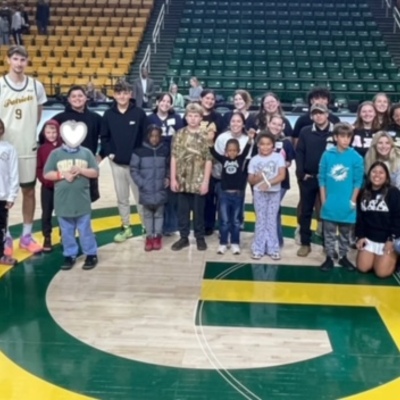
[[0, 45, 47, 255]]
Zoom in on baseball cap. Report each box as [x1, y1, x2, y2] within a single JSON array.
[[310, 103, 329, 114]]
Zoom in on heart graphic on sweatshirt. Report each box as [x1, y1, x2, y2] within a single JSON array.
[[60, 121, 88, 148]]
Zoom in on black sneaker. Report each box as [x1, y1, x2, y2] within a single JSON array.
[[196, 238, 207, 251], [43, 236, 52, 253], [205, 228, 214, 236], [171, 237, 190, 251], [83, 255, 98, 270], [319, 256, 334, 272], [61, 256, 76, 270], [339, 256, 356, 271]]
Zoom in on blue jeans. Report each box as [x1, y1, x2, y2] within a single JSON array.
[[163, 189, 178, 234], [277, 188, 287, 247], [219, 191, 244, 245], [58, 214, 97, 257]]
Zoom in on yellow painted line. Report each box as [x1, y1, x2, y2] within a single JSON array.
[[201, 280, 400, 399], [340, 378, 400, 400], [0, 352, 95, 400]]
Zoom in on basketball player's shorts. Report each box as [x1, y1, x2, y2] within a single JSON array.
[[19, 156, 37, 188]]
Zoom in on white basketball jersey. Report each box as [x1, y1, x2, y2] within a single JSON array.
[[0, 76, 39, 158]]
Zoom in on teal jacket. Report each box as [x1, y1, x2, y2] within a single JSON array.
[[319, 146, 364, 224]]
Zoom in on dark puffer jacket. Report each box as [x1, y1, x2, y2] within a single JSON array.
[[130, 141, 170, 206]]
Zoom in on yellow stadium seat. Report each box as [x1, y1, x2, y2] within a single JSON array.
[[74, 58, 88, 68], [110, 17, 122, 27], [118, 27, 131, 36], [80, 8, 91, 16], [96, 0, 107, 6], [45, 57, 59, 67], [111, 67, 128, 76], [51, 66, 67, 76], [67, 26, 80, 36], [81, 47, 95, 58], [85, 17, 97, 26], [74, 16, 86, 25], [119, 0, 130, 6], [73, 36, 87, 46], [67, 67, 82, 76], [39, 46, 53, 57], [93, 27, 105, 36], [73, 77, 89, 86], [95, 47, 108, 58], [67, 7, 79, 16], [97, 67, 111, 76], [60, 36, 73, 46], [62, 0, 74, 6], [92, 8, 103, 17], [113, 37, 126, 47], [103, 8, 114, 17], [102, 59, 115, 68], [37, 66, 50, 76], [80, 27, 93, 36], [86, 37, 100, 47], [81, 67, 96, 77], [97, 17, 110, 27], [59, 77, 74, 92], [107, 48, 121, 58], [59, 57, 74, 67], [31, 57, 44, 66], [99, 37, 113, 47], [126, 9, 138, 17], [142, 0, 153, 9], [34, 36, 47, 46], [25, 66, 35, 75], [139, 9, 150, 18], [84, 0, 96, 5], [135, 17, 147, 27], [66, 46, 81, 57], [53, 47, 67, 58], [56, 7, 68, 16], [105, 27, 118, 35], [47, 36, 61, 46], [121, 17, 133, 27]]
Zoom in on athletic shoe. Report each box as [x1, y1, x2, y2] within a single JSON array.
[[19, 234, 42, 254], [205, 228, 214, 236], [320, 257, 334, 272], [144, 237, 153, 252], [83, 255, 98, 270], [251, 253, 263, 260], [0, 255, 17, 266], [171, 237, 190, 251], [297, 245, 311, 257], [114, 226, 133, 243], [43, 236, 52, 253], [4, 235, 13, 257], [339, 256, 356, 271], [270, 252, 281, 260], [196, 238, 207, 251], [152, 235, 162, 251], [217, 245, 227, 254], [294, 226, 301, 245], [61, 256, 76, 271], [231, 244, 241, 255]]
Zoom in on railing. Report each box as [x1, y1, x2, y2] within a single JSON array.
[[140, 44, 152, 72], [152, 3, 166, 53], [394, 6, 400, 32], [382, 0, 392, 17]]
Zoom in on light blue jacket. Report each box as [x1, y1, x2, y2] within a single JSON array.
[[319, 146, 364, 224]]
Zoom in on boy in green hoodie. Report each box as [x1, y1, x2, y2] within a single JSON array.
[[318, 123, 364, 272]]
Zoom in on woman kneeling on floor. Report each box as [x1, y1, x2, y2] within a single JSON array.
[[355, 161, 400, 278]]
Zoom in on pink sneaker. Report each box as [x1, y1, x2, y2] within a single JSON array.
[[0, 255, 17, 266], [19, 234, 42, 254], [3, 236, 13, 257]]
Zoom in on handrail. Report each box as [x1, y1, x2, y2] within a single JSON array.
[[394, 6, 400, 33], [140, 44, 151, 73], [152, 4, 165, 53]]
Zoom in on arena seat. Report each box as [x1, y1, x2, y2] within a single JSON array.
[[167, 0, 400, 101], [22, 0, 154, 95]]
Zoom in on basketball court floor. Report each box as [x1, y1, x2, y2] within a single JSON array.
[[1, 160, 400, 400]]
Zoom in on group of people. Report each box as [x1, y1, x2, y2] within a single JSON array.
[[0, 1, 30, 45], [1, 45, 400, 279]]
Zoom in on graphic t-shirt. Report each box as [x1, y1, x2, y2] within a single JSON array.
[[248, 152, 285, 192], [44, 147, 98, 217]]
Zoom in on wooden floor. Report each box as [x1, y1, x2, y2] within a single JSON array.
[[1, 159, 400, 400]]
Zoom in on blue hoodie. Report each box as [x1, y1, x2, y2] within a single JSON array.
[[318, 146, 364, 224]]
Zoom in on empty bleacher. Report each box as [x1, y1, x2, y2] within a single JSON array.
[[0, 0, 154, 96], [166, 0, 400, 103]]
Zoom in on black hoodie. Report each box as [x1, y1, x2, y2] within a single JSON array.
[[295, 122, 335, 181], [100, 101, 146, 165], [52, 104, 103, 156]]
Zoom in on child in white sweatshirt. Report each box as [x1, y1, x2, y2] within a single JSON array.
[[0, 118, 19, 266]]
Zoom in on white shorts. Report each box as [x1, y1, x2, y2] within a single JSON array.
[[18, 157, 37, 186], [364, 239, 385, 256]]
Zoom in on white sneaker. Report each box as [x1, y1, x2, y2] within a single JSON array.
[[294, 226, 301, 245], [270, 252, 281, 260], [217, 245, 227, 254], [231, 244, 241, 255]]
